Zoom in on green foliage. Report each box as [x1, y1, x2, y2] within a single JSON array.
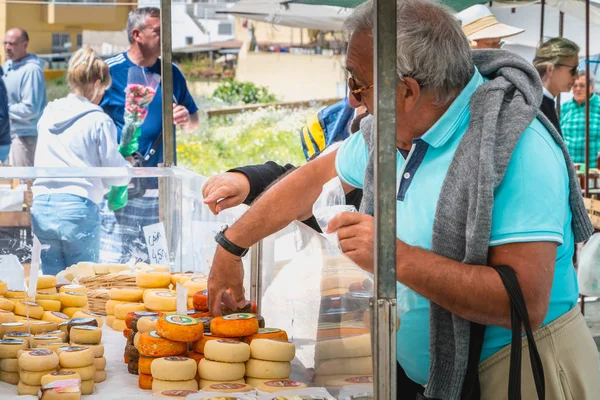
[[46, 75, 70, 102], [211, 78, 277, 105], [177, 106, 317, 177], [176, 55, 228, 80]]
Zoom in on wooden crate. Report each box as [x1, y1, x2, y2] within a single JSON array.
[[584, 197, 600, 229]]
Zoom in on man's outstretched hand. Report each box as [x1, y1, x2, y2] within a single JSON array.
[[208, 245, 247, 316]]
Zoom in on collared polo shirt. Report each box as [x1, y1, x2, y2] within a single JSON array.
[[336, 68, 576, 385], [560, 94, 600, 168]]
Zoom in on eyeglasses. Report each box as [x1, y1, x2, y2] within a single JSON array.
[[348, 77, 373, 102], [556, 63, 579, 76]]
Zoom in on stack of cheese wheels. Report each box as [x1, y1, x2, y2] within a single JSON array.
[[17, 348, 59, 395], [59, 285, 89, 318], [0, 339, 27, 384], [33, 276, 61, 312], [0, 310, 15, 330], [112, 302, 146, 333], [4, 290, 25, 306], [39, 377, 82, 400], [182, 276, 207, 310], [150, 356, 198, 393], [137, 331, 186, 390], [13, 300, 44, 321], [312, 333, 373, 387], [58, 346, 96, 395], [106, 287, 144, 331], [244, 338, 296, 388], [143, 289, 176, 313], [68, 325, 106, 384], [124, 310, 157, 369], [198, 339, 249, 389]]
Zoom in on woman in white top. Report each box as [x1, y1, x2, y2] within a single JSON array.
[[31, 48, 131, 275]]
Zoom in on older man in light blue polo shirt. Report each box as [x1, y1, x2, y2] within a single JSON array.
[[207, 0, 600, 398]]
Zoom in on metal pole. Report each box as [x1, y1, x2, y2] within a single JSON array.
[[161, 0, 175, 167], [540, 0, 545, 43], [249, 241, 263, 313], [585, 0, 591, 198], [556, 11, 565, 119], [373, 1, 398, 399]]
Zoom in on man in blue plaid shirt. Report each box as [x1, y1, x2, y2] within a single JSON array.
[[561, 71, 600, 167]]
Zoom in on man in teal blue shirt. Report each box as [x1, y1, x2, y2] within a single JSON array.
[[207, 0, 599, 398]]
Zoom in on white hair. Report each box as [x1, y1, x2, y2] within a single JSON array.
[[578, 70, 596, 87], [127, 7, 160, 44], [343, 0, 474, 104]]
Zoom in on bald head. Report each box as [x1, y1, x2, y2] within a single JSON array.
[[4, 28, 29, 62]]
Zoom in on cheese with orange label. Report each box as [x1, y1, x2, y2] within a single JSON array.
[[210, 314, 259, 338], [138, 331, 187, 357], [156, 315, 204, 342]]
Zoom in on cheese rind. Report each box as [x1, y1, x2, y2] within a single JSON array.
[[59, 365, 95, 381], [17, 380, 41, 395], [202, 382, 255, 393], [14, 300, 44, 319], [198, 378, 246, 389], [197, 359, 245, 381], [0, 339, 27, 358], [93, 357, 106, 371], [257, 379, 308, 393], [36, 276, 58, 290], [114, 303, 147, 320], [151, 378, 198, 393], [150, 356, 196, 381], [139, 373, 154, 390], [20, 368, 59, 386], [136, 271, 171, 289], [0, 310, 15, 324], [42, 311, 70, 324], [0, 370, 20, 384], [0, 358, 18, 372], [37, 300, 62, 312], [59, 285, 87, 295], [204, 340, 250, 363], [59, 292, 88, 308], [71, 343, 104, 358], [241, 328, 288, 344], [250, 339, 295, 362], [80, 379, 94, 395], [244, 359, 291, 379], [0, 298, 15, 312], [69, 326, 102, 345], [138, 331, 187, 357], [58, 346, 95, 368], [93, 370, 106, 383], [144, 290, 177, 312]]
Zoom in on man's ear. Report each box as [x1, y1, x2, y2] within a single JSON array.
[[401, 77, 421, 113], [546, 64, 553, 76]]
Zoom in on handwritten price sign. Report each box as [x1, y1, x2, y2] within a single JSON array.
[[143, 222, 170, 266]]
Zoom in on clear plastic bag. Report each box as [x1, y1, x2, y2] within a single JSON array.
[[578, 232, 600, 296], [311, 177, 357, 247]]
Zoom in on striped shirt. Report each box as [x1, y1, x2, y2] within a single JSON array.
[[560, 94, 600, 168]]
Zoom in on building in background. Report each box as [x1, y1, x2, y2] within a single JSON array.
[[0, 0, 135, 64]]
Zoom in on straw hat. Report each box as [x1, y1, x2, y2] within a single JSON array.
[[457, 4, 524, 41]]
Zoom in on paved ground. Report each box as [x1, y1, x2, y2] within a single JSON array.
[[582, 297, 600, 352]]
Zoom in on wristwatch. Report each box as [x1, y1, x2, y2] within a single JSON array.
[[215, 225, 249, 257]]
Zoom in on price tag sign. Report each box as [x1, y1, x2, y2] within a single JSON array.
[[176, 282, 188, 315], [143, 222, 170, 266], [27, 236, 42, 299]]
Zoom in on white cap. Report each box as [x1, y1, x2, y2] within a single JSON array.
[[457, 4, 525, 41]]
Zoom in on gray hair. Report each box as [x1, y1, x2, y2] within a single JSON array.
[[343, 0, 474, 104], [577, 70, 596, 86], [127, 7, 160, 44]]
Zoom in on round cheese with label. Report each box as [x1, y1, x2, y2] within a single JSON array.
[[59, 365, 95, 381], [59, 292, 88, 308], [137, 271, 171, 289], [71, 311, 104, 328], [257, 379, 307, 393], [204, 340, 250, 363], [61, 307, 87, 319], [40, 371, 81, 386], [210, 314, 259, 338], [150, 356, 196, 381], [14, 300, 44, 319], [59, 285, 87, 295], [250, 339, 295, 362], [144, 290, 177, 312], [58, 346, 95, 368], [138, 331, 187, 357], [69, 326, 102, 345], [192, 333, 237, 354], [202, 382, 255, 393], [32, 335, 62, 348], [156, 315, 204, 342], [197, 359, 245, 381], [36, 291, 60, 301], [198, 378, 246, 390], [242, 328, 288, 344], [152, 389, 200, 398], [4, 331, 32, 347], [42, 311, 70, 324], [0, 298, 15, 312], [152, 378, 198, 393]]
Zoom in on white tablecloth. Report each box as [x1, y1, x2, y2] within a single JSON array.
[[0, 323, 152, 400]]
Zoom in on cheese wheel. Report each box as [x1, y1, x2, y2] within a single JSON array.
[[32, 335, 62, 348], [242, 328, 289, 344], [204, 340, 250, 363], [0, 309, 15, 324], [198, 378, 246, 389], [182, 277, 207, 296], [151, 356, 196, 381], [202, 382, 255, 393], [186, 351, 204, 365], [112, 318, 127, 332], [70, 343, 104, 358], [67, 317, 98, 333], [20, 368, 59, 386], [37, 300, 62, 312], [17, 380, 41, 395], [125, 344, 140, 361], [38, 286, 59, 294], [71, 311, 104, 328], [0, 370, 20, 384], [138, 331, 187, 357], [114, 303, 147, 320], [250, 339, 295, 362], [4, 331, 32, 347], [138, 355, 157, 375], [59, 285, 87, 295], [245, 359, 290, 379], [5, 290, 25, 298], [9, 297, 25, 305], [58, 322, 69, 337], [147, 264, 170, 273], [139, 373, 154, 390], [14, 300, 44, 319], [314, 374, 373, 387], [93, 369, 106, 383], [91, 264, 108, 275], [144, 290, 176, 312], [0, 281, 6, 296], [192, 333, 236, 354], [257, 379, 307, 393], [0, 297, 15, 312], [59, 292, 88, 308], [152, 389, 200, 398], [59, 365, 95, 381], [106, 315, 115, 328], [36, 275, 58, 290], [156, 315, 204, 343], [30, 321, 59, 335], [0, 357, 18, 372], [36, 292, 60, 301], [315, 334, 372, 360], [69, 326, 102, 344], [38, 343, 66, 353], [80, 379, 94, 395], [39, 383, 81, 400], [40, 371, 81, 386], [62, 307, 87, 318], [105, 300, 128, 315], [137, 271, 171, 289], [58, 346, 95, 368], [42, 311, 70, 324], [0, 321, 27, 336], [108, 264, 130, 274], [315, 356, 373, 376], [130, 311, 158, 331], [93, 357, 106, 372], [42, 329, 67, 341], [134, 332, 142, 349], [197, 359, 245, 381], [152, 378, 198, 393], [137, 316, 160, 333], [210, 314, 259, 338], [72, 263, 96, 279], [191, 290, 208, 312]]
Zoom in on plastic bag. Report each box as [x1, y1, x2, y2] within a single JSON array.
[[311, 178, 357, 247], [578, 233, 600, 296]]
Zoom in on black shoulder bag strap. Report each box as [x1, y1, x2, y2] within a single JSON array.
[[144, 133, 163, 162], [492, 265, 546, 400]]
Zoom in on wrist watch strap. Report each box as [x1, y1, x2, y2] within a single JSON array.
[[215, 225, 249, 257]]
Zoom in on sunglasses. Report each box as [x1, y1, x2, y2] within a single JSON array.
[[348, 77, 373, 102], [556, 63, 579, 76]]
